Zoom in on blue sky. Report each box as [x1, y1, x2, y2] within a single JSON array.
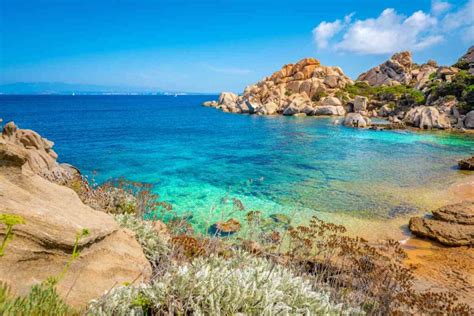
[[0, 0, 472, 93]]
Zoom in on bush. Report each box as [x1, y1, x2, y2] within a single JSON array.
[[429, 71, 474, 113], [88, 251, 356, 315], [114, 214, 169, 264], [453, 60, 470, 70], [0, 282, 78, 316], [311, 91, 328, 102], [344, 82, 425, 104]]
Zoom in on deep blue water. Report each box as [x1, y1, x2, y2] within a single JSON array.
[[1, 95, 473, 232]]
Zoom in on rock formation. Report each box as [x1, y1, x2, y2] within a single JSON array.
[[205, 47, 474, 131], [456, 45, 474, 74], [0, 122, 152, 307], [343, 113, 372, 128], [357, 51, 438, 89], [464, 111, 474, 129], [204, 58, 353, 116], [458, 156, 474, 170], [409, 201, 474, 246], [403, 106, 451, 129], [0, 121, 77, 183]]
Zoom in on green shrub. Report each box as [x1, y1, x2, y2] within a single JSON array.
[[453, 60, 470, 70], [0, 214, 25, 257], [311, 91, 328, 102], [0, 282, 78, 316], [344, 82, 425, 104], [114, 214, 169, 264], [88, 251, 356, 315], [429, 71, 474, 113]]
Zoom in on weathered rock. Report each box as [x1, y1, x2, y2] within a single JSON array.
[[378, 104, 393, 117], [432, 201, 474, 225], [357, 51, 414, 86], [464, 111, 474, 129], [458, 156, 474, 171], [0, 122, 75, 183], [409, 217, 474, 247], [457, 46, 474, 74], [202, 100, 218, 107], [209, 57, 353, 116], [313, 105, 346, 116], [403, 106, 451, 129], [353, 96, 368, 113], [283, 95, 312, 116], [0, 159, 151, 308], [343, 113, 372, 128], [321, 96, 342, 107], [257, 101, 279, 115]]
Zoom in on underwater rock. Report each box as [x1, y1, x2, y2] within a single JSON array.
[[208, 218, 241, 236], [269, 213, 291, 226], [458, 156, 474, 170]]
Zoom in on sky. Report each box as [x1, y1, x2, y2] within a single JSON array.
[[0, 0, 473, 93]]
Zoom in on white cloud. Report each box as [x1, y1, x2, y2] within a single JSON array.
[[442, 0, 473, 31], [431, 0, 451, 15], [331, 9, 440, 54], [313, 0, 472, 55], [312, 13, 353, 49], [313, 20, 343, 49]]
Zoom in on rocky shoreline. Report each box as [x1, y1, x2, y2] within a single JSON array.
[[204, 47, 474, 132]]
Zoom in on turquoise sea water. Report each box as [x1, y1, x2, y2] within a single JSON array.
[[1, 95, 473, 232]]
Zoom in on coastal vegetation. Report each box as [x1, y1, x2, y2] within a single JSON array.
[[1, 48, 473, 314]]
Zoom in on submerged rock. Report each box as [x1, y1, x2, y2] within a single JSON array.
[[208, 218, 241, 236], [458, 156, 474, 170], [269, 213, 291, 226]]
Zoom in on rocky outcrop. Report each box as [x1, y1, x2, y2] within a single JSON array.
[[357, 51, 440, 90], [0, 121, 76, 183], [403, 106, 451, 129], [357, 52, 409, 86], [0, 123, 152, 307], [343, 113, 372, 128], [458, 156, 474, 170], [432, 201, 474, 225], [205, 57, 353, 116], [456, 45, 474, 74], [409, 201, 474, 246], [464, 111, 474, 129]]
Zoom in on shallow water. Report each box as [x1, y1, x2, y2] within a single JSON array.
[[1, 95, 473, 235]]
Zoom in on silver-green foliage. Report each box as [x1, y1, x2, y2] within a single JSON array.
[[113, 214, 168, 263], [88, 251, 357, 315]]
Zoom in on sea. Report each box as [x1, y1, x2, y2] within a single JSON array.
[[1, 95, 473, 238]]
